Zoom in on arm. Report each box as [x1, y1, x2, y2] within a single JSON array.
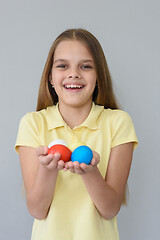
[[65, 142, 134, 220], [19, 146, 65, 220]]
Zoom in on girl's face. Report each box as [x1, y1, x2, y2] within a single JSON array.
[[50, 40, 97, 109]]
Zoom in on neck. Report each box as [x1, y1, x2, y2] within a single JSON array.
[[58, 102, 93, 129]]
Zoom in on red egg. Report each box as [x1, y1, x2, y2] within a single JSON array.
[[48, 144, 72, 162]]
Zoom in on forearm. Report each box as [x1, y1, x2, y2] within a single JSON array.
[[27, 165, 58, 220], [81, 167, 122, 220]]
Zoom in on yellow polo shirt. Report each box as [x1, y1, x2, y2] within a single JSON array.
[[15, 103, 138, 240]]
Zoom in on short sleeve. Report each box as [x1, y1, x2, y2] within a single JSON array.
[[15, 112, 41, 154], [111, 110, 138, 150]]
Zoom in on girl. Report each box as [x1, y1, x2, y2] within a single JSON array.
[[15, 28, 138, 240]]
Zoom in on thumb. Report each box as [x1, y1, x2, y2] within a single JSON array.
[[36, 146, 49, 157]]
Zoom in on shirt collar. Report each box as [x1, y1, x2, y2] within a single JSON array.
[[79, 102, 104, 130], [46, 102, 104, 131], [46, 104, 66, 130]]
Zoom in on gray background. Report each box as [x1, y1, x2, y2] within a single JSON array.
[[0, 0, 159, 239]]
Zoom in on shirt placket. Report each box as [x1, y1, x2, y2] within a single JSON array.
[[65, 126, 84, 152]]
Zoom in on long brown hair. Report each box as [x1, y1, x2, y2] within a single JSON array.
[[36, 28, 129, 204], [36, 28, 119, 111]]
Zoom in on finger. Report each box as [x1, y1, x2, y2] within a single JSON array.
[[39, 154, 53, 165], [68, 161, 76, 173], [91, 151, 100, 165], [92, 150, 100, 159], [57, 160, 65, 170], [73, 162, 85, 175], [46, 153, 61, 169], [90, 158, 96, 166], [64, 162, 69, 169], [63, 162, 69, 171], [40, 152, 60, 166], [80, 163, 93, 172], [46, 159, 58, 170], [52, 152, 61, 164]]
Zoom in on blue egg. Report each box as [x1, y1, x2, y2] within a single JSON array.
[[71, 145, 93, 165]]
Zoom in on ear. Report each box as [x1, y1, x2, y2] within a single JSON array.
[[49, 73, 53, 85]]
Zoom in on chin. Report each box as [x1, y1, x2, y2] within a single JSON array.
[[59, 95, 93, 109]]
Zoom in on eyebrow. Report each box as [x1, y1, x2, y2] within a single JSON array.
[[53, 59, 94, 64]]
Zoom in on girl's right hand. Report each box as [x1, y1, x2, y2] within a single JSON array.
[[36, 146, 65, 170], [19, 145, 62, 219]]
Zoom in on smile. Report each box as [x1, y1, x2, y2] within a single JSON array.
[[63, 84, 84, 89]]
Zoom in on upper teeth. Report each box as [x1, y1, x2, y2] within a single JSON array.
[[65, 84, 83, 89]]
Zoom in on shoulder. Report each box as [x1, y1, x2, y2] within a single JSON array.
[[101, 108, 132, 124], [95, 106, 138, 149], [20, 106, 56, 125], [100, 108, 136, 135]]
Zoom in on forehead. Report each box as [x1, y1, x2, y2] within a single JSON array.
[[54, 40, 93, 60]]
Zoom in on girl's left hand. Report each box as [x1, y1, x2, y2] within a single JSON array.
[[63, 151, 100, 175]]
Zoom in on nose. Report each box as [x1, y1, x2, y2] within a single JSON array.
[[68, 67, 81, 79]]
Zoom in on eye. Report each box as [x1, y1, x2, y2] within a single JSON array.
[[57, 64, 67, 69], [81, 65, 92, 69]]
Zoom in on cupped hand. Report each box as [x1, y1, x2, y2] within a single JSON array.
[[64, 150, 100, 175], [36, 146, 65, 170]]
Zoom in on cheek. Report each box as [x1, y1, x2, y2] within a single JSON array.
[[52, 71, 63, 84], [89, 74, 97, 86]]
